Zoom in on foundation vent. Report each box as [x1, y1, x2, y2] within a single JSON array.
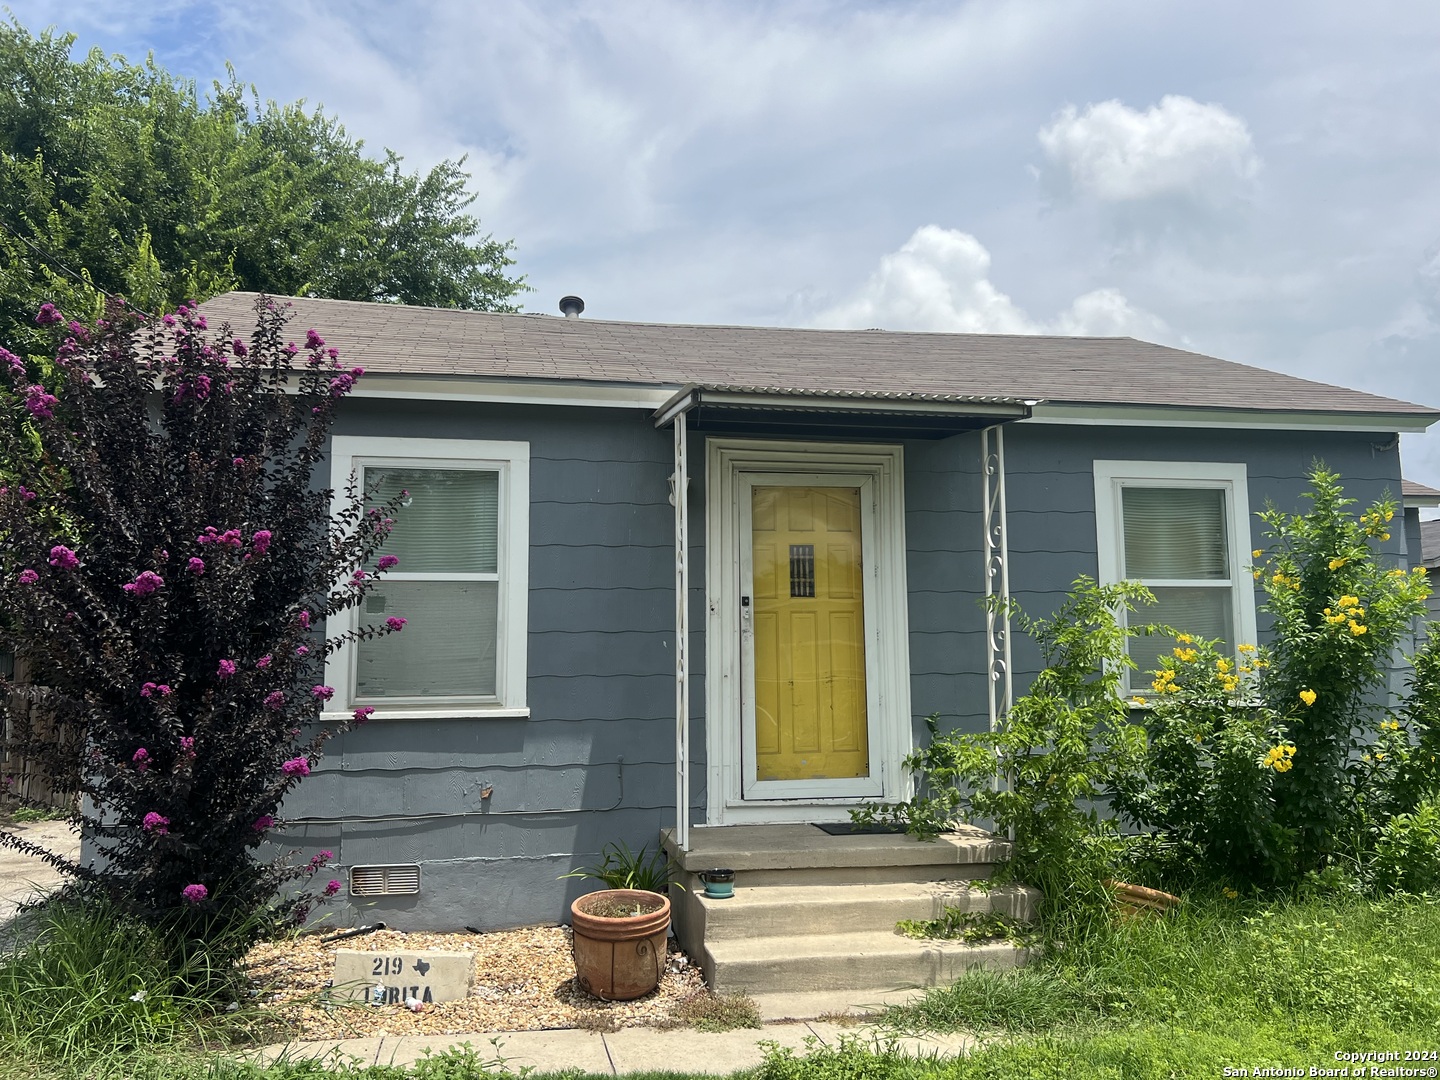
[[349, 863, 421, 896]]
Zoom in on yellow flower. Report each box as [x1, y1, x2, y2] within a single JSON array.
[[1223, 887, 1239, 899], [1381, 532, 1391, 541], [1328, 557, 1347, 571], [1216, 658, 1232, 673], [1194, 734, 1203, 743], [1238, 643, 1256, 654], [1221, 675, 1239, 693], [1385, 509, 1394, 522], [1349, 621, 1368, 636], [1253, 569, 1262, 580], [1390, 568, 1407, 577], [1173, 647, 1198, 662], [1252, 549, 1263, 558], [1274, 758, 1293, 773], [1240, 663, 1252, 673], [1339, 595, 1360, 608], [1300, 689, 1317, 706], [1130, 697, 1147, 706]]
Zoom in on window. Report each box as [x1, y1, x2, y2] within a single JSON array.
[[1093, 461, 1257, 691], [327, 437, 529, 717]]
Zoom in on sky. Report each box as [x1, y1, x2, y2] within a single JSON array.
[[10, 0, 1440, 500]]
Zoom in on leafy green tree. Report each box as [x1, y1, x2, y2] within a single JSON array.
[[0, 19, 526, 358]]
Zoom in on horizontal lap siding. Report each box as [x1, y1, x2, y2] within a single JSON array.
[[280, 401, 699, 931], [903, 425, 1406, 740]]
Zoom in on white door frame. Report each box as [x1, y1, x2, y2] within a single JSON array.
[[705, 438, 913, 825]]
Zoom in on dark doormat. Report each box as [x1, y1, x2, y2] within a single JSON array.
[[814, 821, 908, 836]]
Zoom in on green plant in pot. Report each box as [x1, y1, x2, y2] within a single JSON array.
[[561, 842, 677, 1000]]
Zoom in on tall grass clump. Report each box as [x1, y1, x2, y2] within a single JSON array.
[[0, 899, 275, 1065]]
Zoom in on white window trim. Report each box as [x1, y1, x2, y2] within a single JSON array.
[[324, 436, 529, 720], [1093, 460, 1257, 694]]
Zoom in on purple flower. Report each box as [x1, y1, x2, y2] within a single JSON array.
[[296, 645, 310, 657], [47, 545, 78, 569], [305, 329, 325, 350], [132, 748, 149, 772], [24, 385, 59, 419], [17, 569, 38, 585], [232, 457, 245, 467], [181, 884, 208, 904], [311, 685, 335, 702], [179, 736, 195, 757], [263, 690, 285, 710], [252, 530, 273, 554], [187, 557, 205, 575], [232, 339, 248, 358], [157, 684, 172, 696], [122, 571, 164, 598], [351, 570, 367, 584], [323, 879, 342, 897], [386, 617, 407, 632], [217, 659, 236, 678], [297, 610, 311, 630], [194, 315, 207, 330], [328, 373, 356, 396], [140, 682, 157, 698], [353, 706, 375, 724], [257, 655, 272, 670], [309, 850, 333, 868], [377, 555, 399, 570], [253, 814, 275, 832], [141, 812, 169, 835], [193, 374, 211, 399], [1, 346, 25, 376], [34, 303, 61, 326], [19, 487, 35, 501], [281, 757, 310, 778]]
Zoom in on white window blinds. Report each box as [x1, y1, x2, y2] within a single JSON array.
[[355, 467, 501, 701], [1120, 485, 1234, 679]]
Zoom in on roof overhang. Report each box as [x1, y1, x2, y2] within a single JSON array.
[[653, 385, 1035, 439], [1025, 402, 1438, 434]]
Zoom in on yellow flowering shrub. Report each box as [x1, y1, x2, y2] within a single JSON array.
[[1253, 465, 1431, 878]]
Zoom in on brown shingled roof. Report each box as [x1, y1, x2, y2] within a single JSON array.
[[1404, 479, 1440, 500], [198, 291, 1438, 419]]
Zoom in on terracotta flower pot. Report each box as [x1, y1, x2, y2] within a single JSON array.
[[1104, 879, 1182, 921], [570, 888, 671, 1001]]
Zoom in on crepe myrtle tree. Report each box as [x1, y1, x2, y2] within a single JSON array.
[[0, 295, 407, 945]]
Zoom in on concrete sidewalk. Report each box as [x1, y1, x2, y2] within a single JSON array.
[[261, 1021, 977, 1075]]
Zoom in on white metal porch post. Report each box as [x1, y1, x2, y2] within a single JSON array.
[[672, 411, 691, 851], [982, 425, 1014, 731]]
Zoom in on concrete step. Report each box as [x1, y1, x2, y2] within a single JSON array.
[[693, 880, 1039, 941], [704, 928, 1031, 995], [663, 824, 1010, 882]]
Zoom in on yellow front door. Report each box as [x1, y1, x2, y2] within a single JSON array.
[[751, 485, 869, 782]]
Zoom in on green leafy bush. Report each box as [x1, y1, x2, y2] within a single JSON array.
[[1110, 635, 1294, 889], [856, 577, 1154, 943], [1252, 465, 1431, 873], [1370, 798, 1440, 895]]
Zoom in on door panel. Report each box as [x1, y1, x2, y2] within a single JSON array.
[[751, 485, 869, 782]]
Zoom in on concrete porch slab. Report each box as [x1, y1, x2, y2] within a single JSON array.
[[661, 823, 1010, 873]]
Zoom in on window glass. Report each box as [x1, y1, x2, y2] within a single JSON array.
[[367, 468, 498, 573], [1122, 487, 1228, 580], [1128, 586, 1235, 679], [356, 580, 498, 698], [355, 465, 502, 702]]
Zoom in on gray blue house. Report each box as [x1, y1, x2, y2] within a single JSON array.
[[202, 291, 1439, 936]]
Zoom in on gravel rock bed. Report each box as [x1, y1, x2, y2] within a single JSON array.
[[244, 925, 707, 1039]]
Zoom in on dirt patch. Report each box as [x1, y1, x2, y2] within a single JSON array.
[[244, 924, 707, 1039]]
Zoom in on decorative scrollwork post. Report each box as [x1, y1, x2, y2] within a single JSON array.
[[982, 425, 1013, 737]]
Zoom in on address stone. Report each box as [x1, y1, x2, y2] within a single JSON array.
[[332, 949, 475, 1005]]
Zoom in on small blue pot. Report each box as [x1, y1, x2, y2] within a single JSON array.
[[699, 868, 735, 899]]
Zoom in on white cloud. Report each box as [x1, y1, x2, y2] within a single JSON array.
[[1038, 95, 1260, 205], [815, 226, 1168, 340]]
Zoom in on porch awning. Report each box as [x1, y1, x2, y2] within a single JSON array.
[[653, 385, 1037, 438]]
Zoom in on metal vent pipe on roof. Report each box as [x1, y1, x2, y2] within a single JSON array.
[[559, 295, 585, 318]]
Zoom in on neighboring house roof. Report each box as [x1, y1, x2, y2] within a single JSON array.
[[199, 291, 1439, 421], [1403, 479, 1440, 507], [1423, 520, 1440, 569]]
